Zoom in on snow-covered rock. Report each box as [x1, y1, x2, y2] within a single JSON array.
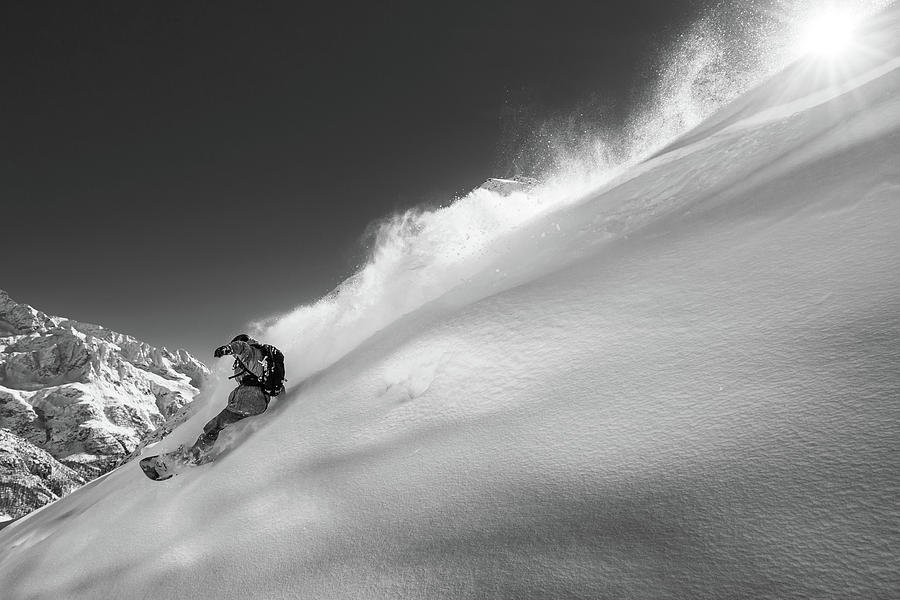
[[0, 291, 56, 335], [0, 290, 209, 509], [0, 429, 85, 520]]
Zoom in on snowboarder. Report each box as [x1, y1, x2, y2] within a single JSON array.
[[140, 333, 285, 480], [184, 333, 279, 461]]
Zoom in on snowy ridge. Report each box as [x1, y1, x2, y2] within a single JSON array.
[[1, 3, 899, 599]]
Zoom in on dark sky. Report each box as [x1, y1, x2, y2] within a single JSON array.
[[2, 0, 705, 360]]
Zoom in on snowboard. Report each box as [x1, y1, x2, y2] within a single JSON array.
[[139, 446, 209, 481]]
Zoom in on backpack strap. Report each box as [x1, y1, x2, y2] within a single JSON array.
[[228, 354, 263, 385]]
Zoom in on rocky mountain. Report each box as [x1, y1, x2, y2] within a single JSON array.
[[0, 289, 208, 518], [0, 429, 85, 523]]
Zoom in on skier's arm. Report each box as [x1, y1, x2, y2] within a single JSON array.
[[228, 340, 253, 359], [227, 341, 265, 379], [213, 340, 253, 358]]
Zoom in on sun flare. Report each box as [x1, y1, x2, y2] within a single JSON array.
[[797, 8, 861, 58]]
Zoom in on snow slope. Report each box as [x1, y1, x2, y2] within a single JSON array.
[[2, 5, 899, 600]]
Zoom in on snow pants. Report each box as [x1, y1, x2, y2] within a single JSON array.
[[191, 408, 249, 453]]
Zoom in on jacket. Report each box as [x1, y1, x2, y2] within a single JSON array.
[[226, 339, 268, 416]]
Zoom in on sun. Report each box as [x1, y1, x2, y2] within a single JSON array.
[[796, 8, 861, 58]]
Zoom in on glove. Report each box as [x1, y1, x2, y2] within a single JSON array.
[[213, 344, 232, 358]]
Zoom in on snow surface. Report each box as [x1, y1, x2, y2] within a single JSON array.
[[2, 5, 899, 600]]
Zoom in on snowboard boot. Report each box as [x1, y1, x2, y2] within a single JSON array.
[[184, 441, 213, 465]]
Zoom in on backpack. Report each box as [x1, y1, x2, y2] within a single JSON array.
[[229, 343, 287, 396], [251, 343, 286, 397], [227, 341, 287, 396]]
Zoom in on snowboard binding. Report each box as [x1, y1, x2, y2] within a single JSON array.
[[139, 445, 212, 481]]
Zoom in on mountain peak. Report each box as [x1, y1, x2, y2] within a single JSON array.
[[0, 289, 210, 518]]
